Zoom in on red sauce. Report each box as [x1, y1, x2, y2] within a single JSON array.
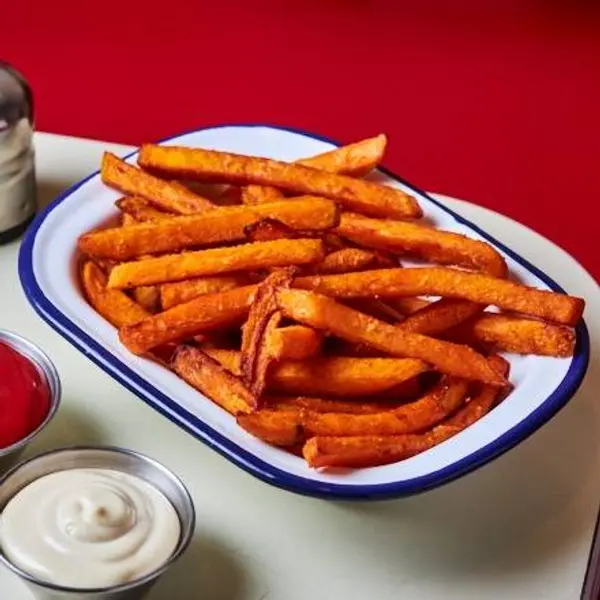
[[0, 342, 51, 449]]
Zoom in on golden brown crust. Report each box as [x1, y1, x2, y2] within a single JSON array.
[[336, 213, 507, 277], [206, 349, 429, 397], [269, 396, 396, 415], [301, 360, 508, 469], [302, 434, 434, 468], [74, 137, 586, 471], [241, 134, 387, 205], [265, 326, 323, 360], [119, 285, 257, 354], [116, 196, 173, 222], [237, 377, 468, 445], [160, 275, 248, 309], [241, 185, 284, 205], [107, 239, 324, 289], [240, 270, 296, 400], [78, 197, 338, 260], [297, 134, 387, 176], [243, 218, 299, 242], [296, 267, 585, 326], [102, 152, 214, 214], [399, 298, 485, 335], [448, 313, 576, 357], [172, 346, 254, 415], [81, 261, 150, 328], [276, 289, 508, 385], [138, 144, 421, 219], [315, 248, 382, 274], [131, 286, 161, 314]]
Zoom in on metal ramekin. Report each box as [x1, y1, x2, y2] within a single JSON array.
[[0, 329, 61, 473], [0, 446, 196, 600]]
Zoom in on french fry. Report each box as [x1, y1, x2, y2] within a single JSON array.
[[119, 285, 257, 354], [77, 136, 588, 471], [132, 286, 161, 313], [266, 325, 323, 360], [315, 248, 383, 274], [241, 134, 387, 205], [323, 233, 348, 252], [268, 354, 429, 397], [387, 297, 431, 315], [244, 220, 394, 275], [160, 275, 248, 310], [302, 434, 436, 468], [138, 145, 422, 219], [298, 134, 387, 176], [102, 152, 214, 214], [241, 185, 284, 205], [336, 213, 507, 277], [108, 239, 324, 289], [237, 408, 303, 445], [172, 346, 254, 415], [302, 361, 508, 468], [206, 348, 429, 397], [116, 196, 172, 222], [244, 220, 381, 275], [395, 297, 576, 357], [121, 213, 139, 226], [276, 289, 508, 385], [345, 299, 406, 323], [90, 256, 118, 274], [448, 313, 576, 357], [296, 268, 585, 326], [240, 270, 296, 399], [244, 218, 299, 242], [78, 197, 338, 260], [399, 298, 485, 335], [270, 396, 395, 415], [81, 261, 150, 327], [237, 376, 468, 445]]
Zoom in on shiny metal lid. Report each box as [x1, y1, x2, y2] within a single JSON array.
[[0, 62, 34, 132]]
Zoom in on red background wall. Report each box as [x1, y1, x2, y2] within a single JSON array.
[[5, 1, 600, 279]]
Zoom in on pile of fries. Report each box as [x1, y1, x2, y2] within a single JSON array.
[[77, 134, 585, 469]]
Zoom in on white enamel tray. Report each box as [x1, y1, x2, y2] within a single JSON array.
[[18, 125, 590, 500]]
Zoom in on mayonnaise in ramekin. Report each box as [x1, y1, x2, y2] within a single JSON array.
[[0, 468, 181, 588]]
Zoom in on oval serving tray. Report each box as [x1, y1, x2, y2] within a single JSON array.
[[18, 124, 590, 500]]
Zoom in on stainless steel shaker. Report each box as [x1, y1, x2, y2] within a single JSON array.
[[0, 62, 36, 244]]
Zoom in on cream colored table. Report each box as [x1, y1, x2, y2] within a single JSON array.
[[1, 133, 599, 600]]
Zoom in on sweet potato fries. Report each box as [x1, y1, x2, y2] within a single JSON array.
[[77, 133, 585, 471]]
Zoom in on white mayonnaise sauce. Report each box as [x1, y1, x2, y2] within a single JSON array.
[[0, 468, 181, 589]]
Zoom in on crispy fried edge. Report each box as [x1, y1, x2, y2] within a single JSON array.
[[137, 145, 422, 220], [240, 269, 296, 401], [81, 261, 150, 328], [172, 346, 254, 415], [336, 212, 507, 277], [237, 376, 468, 445], [107, 239, 324, 289], [79, 197, 338, 261], [295, 267, 585, 326], [160, 275, 249, 310], [276, 289, 508, 386], [240, 134, 387, 205], [116, 196, 173, 222], [102, 152, 214, 214]]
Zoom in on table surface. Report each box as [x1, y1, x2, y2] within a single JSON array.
[[0, 132, 599, 600], [6, 1, 600, 283]]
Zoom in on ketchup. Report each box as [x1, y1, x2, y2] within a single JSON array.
[[0, 342, 51, 448]]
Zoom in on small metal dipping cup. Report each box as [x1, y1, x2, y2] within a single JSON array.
[[0, 329, 61, 474], [0, 446, 196, 600]]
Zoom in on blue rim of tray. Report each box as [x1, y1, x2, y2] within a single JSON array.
[[18, 124, 590, 500]]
